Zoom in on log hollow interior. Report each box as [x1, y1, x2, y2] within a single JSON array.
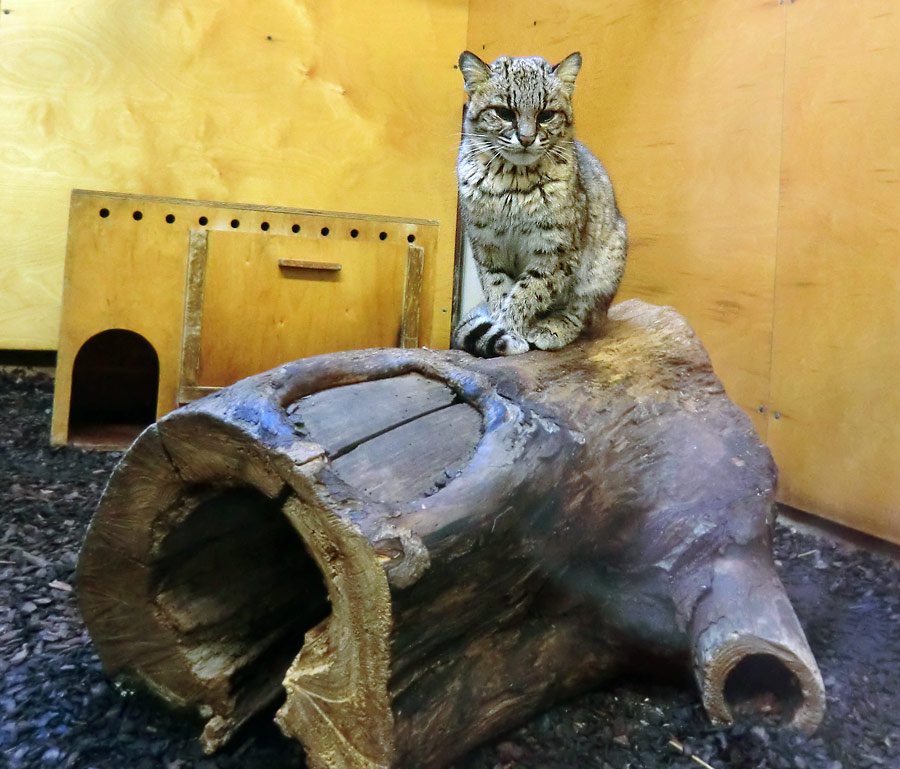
[[723, 653, 805, 724], [151, 485, 331, 712]]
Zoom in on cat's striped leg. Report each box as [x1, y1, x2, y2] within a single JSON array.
[[451, 303, 529, 357], [479, 268, 516, 311], [500, 261, 575, 347]]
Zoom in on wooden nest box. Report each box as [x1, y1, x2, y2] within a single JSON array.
[[77, 300, 826, 769], [51, 189, 442, 448]]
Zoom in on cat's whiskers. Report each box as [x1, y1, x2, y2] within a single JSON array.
[[460, 142, 496, 163], [483, 145, 505, 166], [544, 140, 577, 161], [545, 146, 570, 162], [460, 136, 492, 151]]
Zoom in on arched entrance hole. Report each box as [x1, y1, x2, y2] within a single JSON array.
[[68, 329, 160, 447]]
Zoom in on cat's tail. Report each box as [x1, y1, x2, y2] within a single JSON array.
[[451, 303, 529, 358]]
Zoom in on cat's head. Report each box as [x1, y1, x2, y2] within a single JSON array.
[[458, 51, 581, 168]]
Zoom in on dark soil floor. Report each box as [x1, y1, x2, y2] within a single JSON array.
[[2, 369, 899, 769]]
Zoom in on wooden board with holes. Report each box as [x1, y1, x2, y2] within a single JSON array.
[[767, 2, 900, 544], [51, 190, 441, 448], [184, 230, 420, 392]]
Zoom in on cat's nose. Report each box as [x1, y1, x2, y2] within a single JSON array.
[[518, 132, 536, 147]]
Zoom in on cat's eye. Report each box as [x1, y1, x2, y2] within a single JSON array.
[[537, 110, 556, 123], [492, 106, 516, 122]]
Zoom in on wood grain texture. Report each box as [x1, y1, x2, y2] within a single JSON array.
[[0, 0, 466, 348], [196, 230, 409, 387], [401, 245, 425, 348], [178, 229, 210, 404], [466, 0, 786, 436], [769, 2, 900, 544], [330, 402, 482, 504], [287, 373, 456, 456]]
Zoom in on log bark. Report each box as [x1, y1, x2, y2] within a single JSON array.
[[77, 299, 825, 769]]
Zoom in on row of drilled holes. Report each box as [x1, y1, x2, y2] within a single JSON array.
[[98, 207, 415, 242]]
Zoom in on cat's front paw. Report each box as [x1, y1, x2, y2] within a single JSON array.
[[526, 317, 582, 351], [494, 333, 530, 356], [527, 326, 566, 351]]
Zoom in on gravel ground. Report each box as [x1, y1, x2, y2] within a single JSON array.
[[2, 369, 898, 769]]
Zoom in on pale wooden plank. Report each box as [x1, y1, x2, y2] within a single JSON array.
[[330, 402, 482, 503], [178, 229, 209, 401], [400, 245, 425, 348], [278, 259, 342, 272], [769, 1, 900, 544], [288, 373, 456, 456]]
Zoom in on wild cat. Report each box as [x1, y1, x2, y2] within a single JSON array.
[[452, 51, 628, 357]]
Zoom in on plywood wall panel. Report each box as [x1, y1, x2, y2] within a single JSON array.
[[768, 2, 900, 544], [0, 0, 468, 348], [466, 0, 786, 435]]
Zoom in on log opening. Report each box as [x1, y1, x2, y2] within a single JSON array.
[[151, 485, 331, 714], [723, 653, 805, 724]]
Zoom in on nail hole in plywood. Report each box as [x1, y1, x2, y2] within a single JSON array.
[[165, 214, 175, 224], [199, 216, 208, 226], [99, 208, 110, 218], [350, 229, 359, 238], [133, 211, 143, 221], [407, 234, 415, 243], [379, 232, 387, 241], [292, 224, 300, 233], [230, 219, 240, 229], [321, 227, 330, 237], [261, 222, 270, 231]]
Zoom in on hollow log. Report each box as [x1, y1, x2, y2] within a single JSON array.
[[77, 299, 825, 769]]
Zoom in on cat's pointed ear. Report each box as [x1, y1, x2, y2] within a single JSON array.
[[459, 51, 492, 95], [553, 52, 582, 95]]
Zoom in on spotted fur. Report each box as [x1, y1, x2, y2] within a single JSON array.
[[451, 51, 627, 357]]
